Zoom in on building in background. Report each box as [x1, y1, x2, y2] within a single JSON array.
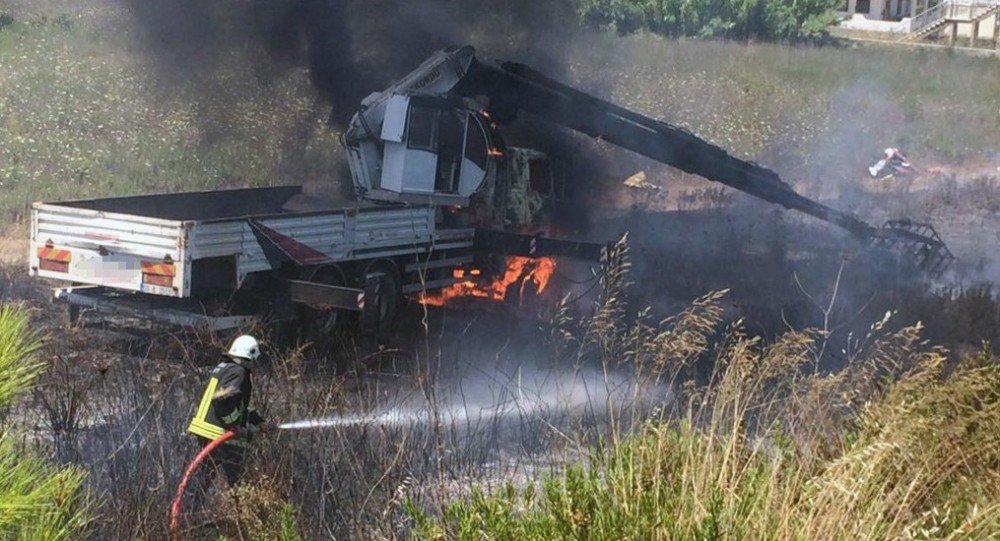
[[838, 0, 999, 44], [844, 0, 915, 20]]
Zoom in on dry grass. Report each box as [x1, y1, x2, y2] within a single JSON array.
[[408, 242, 1000, 541], [2, 2, 999, 538], [1, 239, 997, 539]]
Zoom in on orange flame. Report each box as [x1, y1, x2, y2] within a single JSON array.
[[479, 110, 498, 129], [420, 256, 556, 307]]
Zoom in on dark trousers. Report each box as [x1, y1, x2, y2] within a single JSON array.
[[203, 439, 246, 485], [187, 437, 247, 509]]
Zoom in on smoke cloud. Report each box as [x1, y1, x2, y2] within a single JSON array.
[[122, 0, 583, 123]]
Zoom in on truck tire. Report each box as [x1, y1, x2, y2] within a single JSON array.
[[300, 266, 347, 339]]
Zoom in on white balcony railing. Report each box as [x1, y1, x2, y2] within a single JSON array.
[[910, 0, 999, 33]]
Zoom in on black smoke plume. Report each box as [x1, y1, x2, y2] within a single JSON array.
[[123, 0, 580, 124]]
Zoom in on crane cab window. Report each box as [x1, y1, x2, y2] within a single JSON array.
[[464, 116, 488, 170], [407, 106, 440, 152], [435, 111, 466, 193], [384, 98, 491, 200]]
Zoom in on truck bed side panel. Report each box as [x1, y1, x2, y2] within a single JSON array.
[[31, 193, 440, 298], [190, 214, 350, 278], [189, 206, 437, 283]]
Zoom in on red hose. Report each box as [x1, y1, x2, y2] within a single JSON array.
[[169, 430, 236, 541]]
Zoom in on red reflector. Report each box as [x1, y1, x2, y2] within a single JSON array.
[[143, 274, 173, 287], [142, 261, 176, 287], [39, 259, 70, 273], [37, 247, 72, 263]]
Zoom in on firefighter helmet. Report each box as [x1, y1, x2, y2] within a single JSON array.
[[227, 335, 261, 362]]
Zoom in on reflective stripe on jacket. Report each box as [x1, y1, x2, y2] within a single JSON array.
[[188, 375, 226, 439]]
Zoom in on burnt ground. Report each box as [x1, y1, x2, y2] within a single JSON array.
[[0, 159, 997, 538], [2, 157, 997, 376]]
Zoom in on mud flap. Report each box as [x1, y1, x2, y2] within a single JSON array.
[[359, 272, 397, 338]]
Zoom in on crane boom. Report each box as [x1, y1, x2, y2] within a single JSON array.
[[456, 58, 877, 237], [344, 46, 952, 275]]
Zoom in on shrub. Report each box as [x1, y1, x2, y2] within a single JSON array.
[[0, 304, 91, 540], [576, 0, 840, 40], [212, 476, 303, 541], [0, 305, 43, 407]]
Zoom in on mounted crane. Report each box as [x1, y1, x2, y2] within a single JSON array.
[[345, 45, 952, 275]]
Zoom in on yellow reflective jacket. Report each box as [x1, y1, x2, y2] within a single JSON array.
[[188, 360, 262, 440]]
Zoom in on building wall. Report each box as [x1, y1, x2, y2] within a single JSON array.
[[842, 0, 997, 39], [947, 13, 999, 39], [845, 0, 902, 20], [887, 0, 915, 19]]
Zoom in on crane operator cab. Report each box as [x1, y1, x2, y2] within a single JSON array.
[[340, 44, 564, 231], [346, 93, 495, 206]]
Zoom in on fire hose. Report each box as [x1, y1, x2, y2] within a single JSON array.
[[168, 416, 377, 539], [169, 429, 236, 541]]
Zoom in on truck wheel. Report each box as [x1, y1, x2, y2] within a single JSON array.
[[300, 267, 347, 339]]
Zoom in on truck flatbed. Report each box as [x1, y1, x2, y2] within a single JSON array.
[[30, 186, 472, 299]]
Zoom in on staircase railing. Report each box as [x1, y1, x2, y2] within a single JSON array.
[[910, 0, 947, 32], [909, 0, 999, 33]]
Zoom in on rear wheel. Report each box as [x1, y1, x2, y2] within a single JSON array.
[[67, 304, 81, 327], [300, 266, 347, 340]]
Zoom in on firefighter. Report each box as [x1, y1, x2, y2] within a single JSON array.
[[187, 334, 274, 489]]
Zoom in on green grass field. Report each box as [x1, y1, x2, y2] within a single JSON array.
[[3, 5, 999, 539], [2, 5, 998, 228], [0, 6, 339, 227]]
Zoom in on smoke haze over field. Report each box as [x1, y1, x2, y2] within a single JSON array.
[[123, 0, 582, 123], [121, 0, 621, 209]]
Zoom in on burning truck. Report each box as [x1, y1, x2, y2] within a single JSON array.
[[28, 46, 952, 339]]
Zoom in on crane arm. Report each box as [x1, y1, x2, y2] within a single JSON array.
[[454, 57, 876, 238], [343, 46, 951, 275]]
